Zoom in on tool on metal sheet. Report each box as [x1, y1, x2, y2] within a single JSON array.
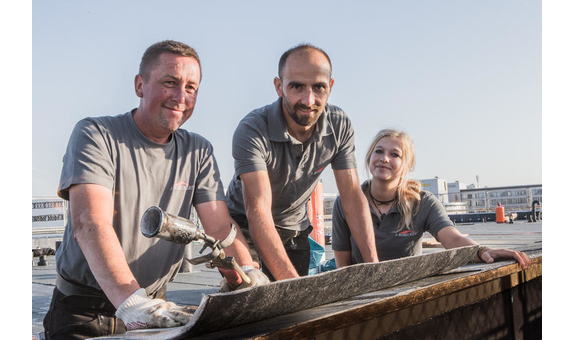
[[140, 206, 251, 290]]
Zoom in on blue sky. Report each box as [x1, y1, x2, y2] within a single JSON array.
[[31, 0, 543, 197]]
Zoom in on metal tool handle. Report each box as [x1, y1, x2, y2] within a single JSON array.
[[207, 253, 252, 289], [233, 261, 252, 285], [218, 259, 251, 290], [218, 267, 243, 289]]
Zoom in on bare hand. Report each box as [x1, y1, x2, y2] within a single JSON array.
[[480, 248, 531, 269]]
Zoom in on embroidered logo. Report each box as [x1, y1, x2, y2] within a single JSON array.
[[312, 165, 327, 175], [172, 181, 194, 191], [396, 230, 417, 237]]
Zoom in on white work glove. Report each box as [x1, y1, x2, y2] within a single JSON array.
[[115, 288, 196, 331], [219, 266, 270, 292]]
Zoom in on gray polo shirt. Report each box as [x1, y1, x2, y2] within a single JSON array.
[[56, 110, 225, 295], [226, 98, 357, 231], [331, 181, 453, 263]]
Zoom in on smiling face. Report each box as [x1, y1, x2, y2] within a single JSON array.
[[274, 49, 334, 134], [369, 136, 404, 184], [133, 52, 201, 143]]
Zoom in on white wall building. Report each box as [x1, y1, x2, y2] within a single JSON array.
[[419, 177, 449, 204], [32, 197, 67, 249], [460, 184, 542, 213]]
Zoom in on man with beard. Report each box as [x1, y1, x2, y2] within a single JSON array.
[[225, 44, 379, 283]]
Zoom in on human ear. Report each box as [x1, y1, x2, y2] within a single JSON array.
[[273, 77, 283, 97], [135, 75, 144, 98]]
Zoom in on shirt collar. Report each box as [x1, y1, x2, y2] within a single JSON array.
[[268, 99, 289, 142], [363, 180, 400, 217], [268, 98, 333, 143]]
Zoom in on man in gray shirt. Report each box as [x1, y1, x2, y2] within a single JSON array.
[[226, 44, 379, 282], [43, 40, 263, 339]]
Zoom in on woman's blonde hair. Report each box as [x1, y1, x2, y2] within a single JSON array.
[[365, 129, 421, 230]]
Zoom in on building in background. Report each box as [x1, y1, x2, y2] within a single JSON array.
[[32, 197, 67, 249], [460, 184, 542, 213], [447, 181, 468, 202], [34, 182, 542, 250], [323, 193, 337, 228], [412, 178, 542, 216], [419, 177, 449, 204]]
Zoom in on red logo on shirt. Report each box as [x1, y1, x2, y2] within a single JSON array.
[[396, 230, 417, 237], [172, 182, 193, 191], [312, 166, 327, 175]]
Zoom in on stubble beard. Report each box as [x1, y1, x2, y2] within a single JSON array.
[[158, 109, 189, 133], [283, 96, 323, 127]]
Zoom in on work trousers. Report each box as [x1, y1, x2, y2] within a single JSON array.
[[231, 213, 312, 281], [42, 287, 126, 340], [43, 283, 167, 340]]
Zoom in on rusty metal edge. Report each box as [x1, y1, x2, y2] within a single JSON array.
[[258, 256, 542, 340]]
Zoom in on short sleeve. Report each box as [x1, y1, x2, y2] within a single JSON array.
[[422, 192, 454, 238], [57, 119, 115, 200], [328, 111, 356, 171], [330, 195, 353, 251], [231, 118, 269, 178], [191, 140, 226, 204]]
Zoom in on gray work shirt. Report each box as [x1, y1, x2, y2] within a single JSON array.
[[331, 181, 453, 263], [226, 98, 357, 231], [56, 110, 225, 295]]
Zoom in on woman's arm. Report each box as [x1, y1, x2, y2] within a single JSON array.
[[437, 226, 531, 269]]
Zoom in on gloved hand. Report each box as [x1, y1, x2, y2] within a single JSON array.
[[219, 266, 270, 292], [115, 288, 196, 331]]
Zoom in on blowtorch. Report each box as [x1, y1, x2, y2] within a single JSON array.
[[140, 206, 251, 290]]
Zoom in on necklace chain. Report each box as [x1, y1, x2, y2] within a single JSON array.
[[369, 185, 396, 205]]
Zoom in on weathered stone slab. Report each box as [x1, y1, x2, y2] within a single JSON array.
[[93, 245, 478, 339]]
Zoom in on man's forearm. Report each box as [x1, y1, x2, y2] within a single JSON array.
[[239, 171, 299, 280], [248, 211, 299, 280], [333, 169, 379, 263], [212, 228, 259, 269], [195, 201, 257, 268], [75, 220, 140, 308], [70, 184, 140, 308], [340, 194, 379, 263]]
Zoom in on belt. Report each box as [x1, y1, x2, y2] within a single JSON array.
[[56, 274, 106, 298], [55, 275, 117, 312]]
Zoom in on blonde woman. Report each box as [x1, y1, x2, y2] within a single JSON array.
[[331, 129, 531, 269]]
